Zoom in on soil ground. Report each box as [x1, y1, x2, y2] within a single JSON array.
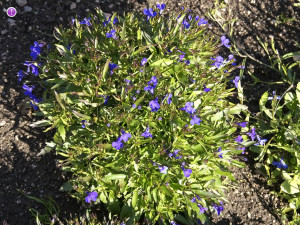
[[0, 0, 299, 224]]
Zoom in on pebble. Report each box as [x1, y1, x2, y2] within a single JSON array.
[[0, 121, 7, 126], [70, 2, 76, 10], [23, 6, 32, 12], [15, 135, 19, 141], [16, 0, 27, 7], [108, 4, 114, 9], [1, 30, 8, 35], [76, 0, 80, 2], [7, 18, 16, 25]]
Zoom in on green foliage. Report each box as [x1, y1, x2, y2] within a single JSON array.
[[250, 83, 300, 223], [34, 8, 251, 224]]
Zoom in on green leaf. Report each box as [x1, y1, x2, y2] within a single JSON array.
[[259, 91, 269, 111], [296, 82, 300, 104], [160, 186, 172, 197], [132, 45, 154, 56], [54, 90, 65, 110], [192, 190, 220, 198], [58, 125, 66, 141], [120, 204, 134, 219], [60, 181, 73, 192], [132, 190, 138, 208], [104, 174, 127, 181], [281, 180, 299, 194], [173, 214, 192, 225], [72, 110, 91, 120], [102, 58, 111, 82], [150, 58, 173, 67]]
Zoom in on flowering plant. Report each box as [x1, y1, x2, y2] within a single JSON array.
[[26, 6, 253, 224], [249, 83, 300, 222]]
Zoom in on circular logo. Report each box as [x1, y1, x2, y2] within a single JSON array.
[[7, 7, 17, 17]]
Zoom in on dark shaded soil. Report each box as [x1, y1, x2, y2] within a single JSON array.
[[0, 0, 299, 224]]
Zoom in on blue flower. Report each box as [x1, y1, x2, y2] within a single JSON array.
[[120, 130, 132, 142], [232, 76, 240, 88], [159, 166, 168, 174], [66, 43, 76, 54], [81, 120, 86, 128], [180, 102, 196, 114], [247, 127, 257, 141], [188, 15, 192, 21], [141, 126, 153, 138], [149, 98, 160, 112], [109, 63, 118, 74], [30, 102, 38, 110], [212, 201, 224, 215], [221, 36, 230, 48], [203, 85, 211, 92], [198, 18, 208, 26], [182, 166, 192, 177], [236, 122, 248, 128], [237, 146, 246, 154], [211, 56, 224, 69], [182, 19, 191, 29], [190, 115, 202, 125], [132, 104, 137, 108], [143, 8, 157, 20], [158, 117, 162, 121], [169, 149, 182, 159], [235, 135, 243, 143], [254, 135, 267, 146], [195, 15, 200, 21], [22, 84, 35, 96], [272, 157, 288, 169], [80, 18, 92, 26], [30, 41, 43, 60], [144, 76, 158, 94], [112, 137, 124, 150], [191, 197, 197, 203], [217, 147, 223, 158], [166, 93, 172, 105], [156, 3, 166, 14], [198, 204, 208, 215], [106, 29, 117, 39], [17, 70, 27, 82], [107, 123, 111, 127], [101, 94, 109, 104], [138, 105, 142, 109], [24, 61, 39, 76], [268, 91, 282, 100], [85, 191, 98, 203], [141, 58, 147, 66]]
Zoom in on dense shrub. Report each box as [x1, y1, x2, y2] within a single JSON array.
[[22, 6, 253, 224]]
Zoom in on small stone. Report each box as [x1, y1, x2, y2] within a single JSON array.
[[70, 2, 76, 10], [251, 0, 256, 3], [15, 135, 19, 141], [7, 18, 16, 25], [23, 6, 32, 12], [76, 0, 80, 2], [95, 0, 99, 2], [0, 121, 6, 126], [1, 30, 8, 35], [16, 0, 27, 7], [108, 4, 114, 9], [28, 26, 32, 31]]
